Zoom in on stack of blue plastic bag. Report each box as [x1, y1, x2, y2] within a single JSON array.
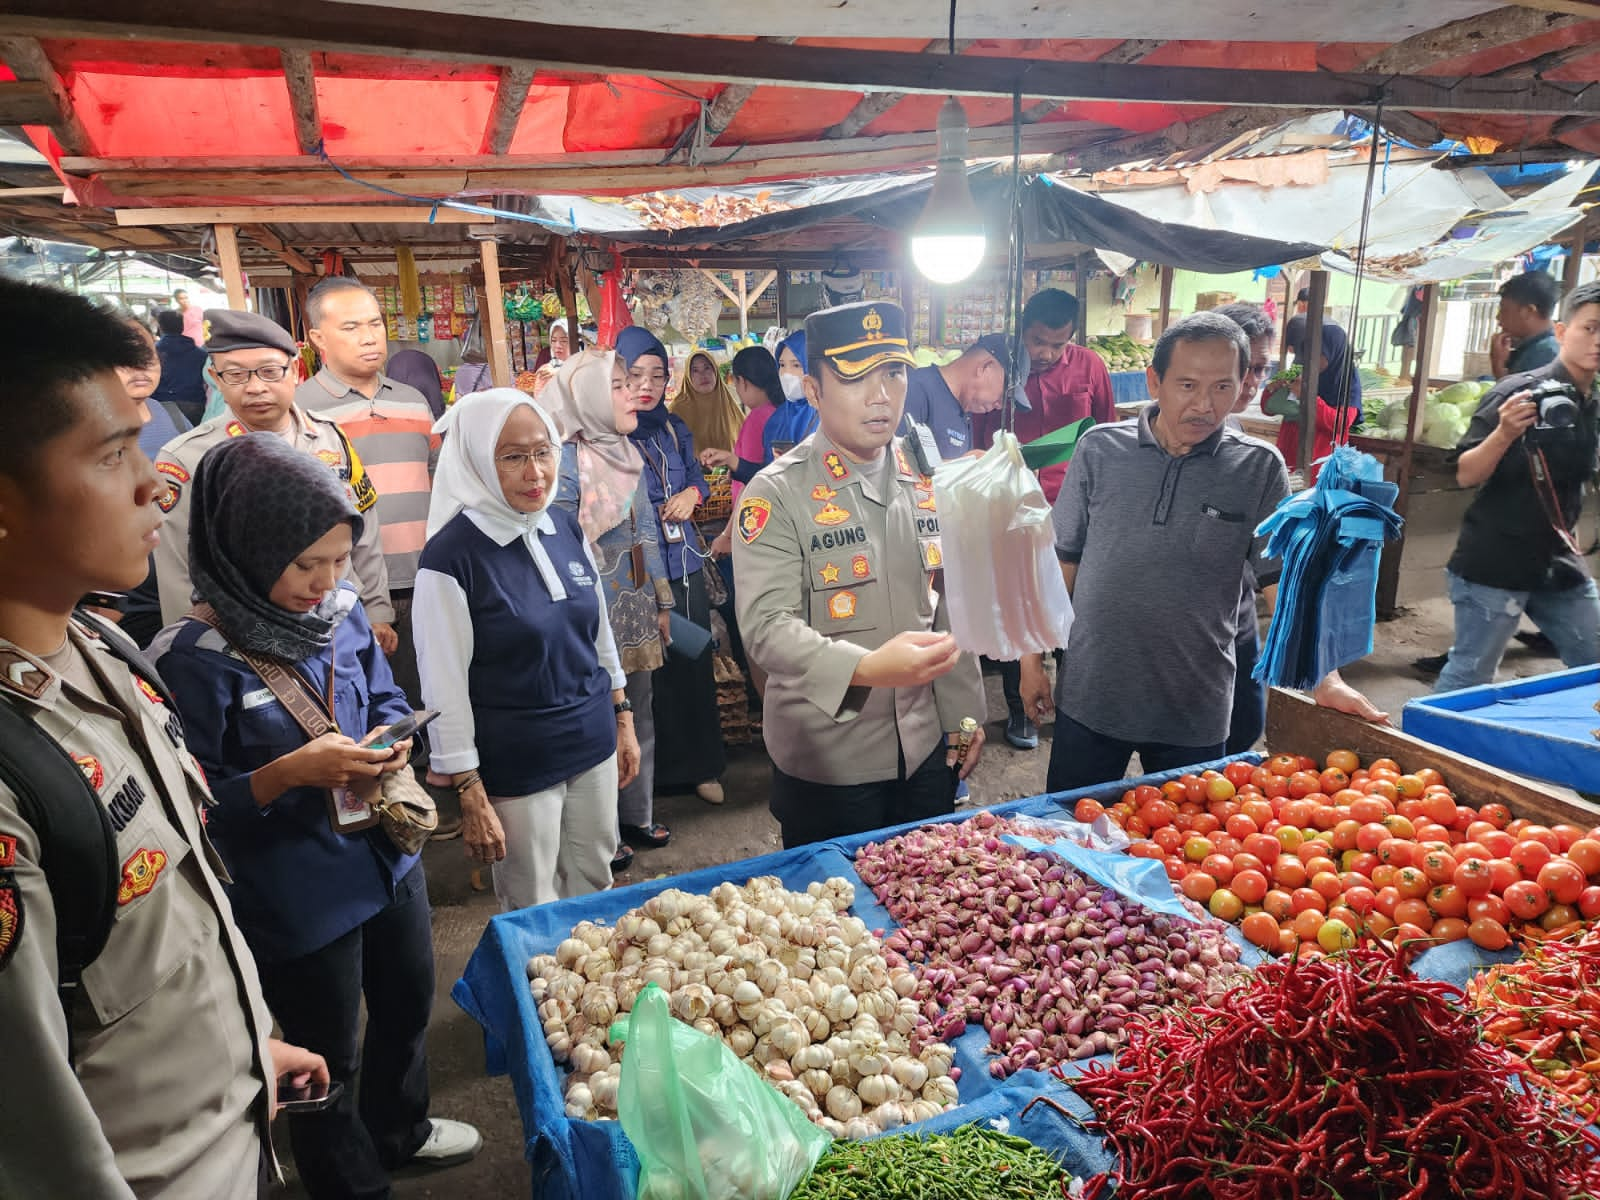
[[1254, 445, 1403, 689]]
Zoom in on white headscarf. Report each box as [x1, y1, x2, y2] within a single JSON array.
[[427, 387, 572, 599]]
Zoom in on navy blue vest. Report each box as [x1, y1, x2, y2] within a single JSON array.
[[419, 507, 615, 795]]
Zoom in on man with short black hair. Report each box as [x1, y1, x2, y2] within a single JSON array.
[[173, 286, 205, 347], [1436, 280, 1600, 692], [299, 276, 437, 698], [1492, 269, 1561, 379], [971, 288, 1116, 750], [1020, 313, 1291, 789], [152, 306, 209, 426], [900, 332, 1011, 460], [0, 277, 326, 1197]]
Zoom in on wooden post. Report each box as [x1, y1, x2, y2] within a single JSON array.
[[1375, 283, 1438, 618], [736, 270, 748, 338], [479, 238, 511, 388], [776, 268, 791, 326], [1156, 265, 1174, 336], [214, 223, 247, 311], [1564, 220, 1588, 291], [1298, 270, 1329, 477], [1074, 254, 1088, 345]]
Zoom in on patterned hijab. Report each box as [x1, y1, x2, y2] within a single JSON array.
[[188, 432, 361, 662], [545, 350, 643, 544], [668, 348, 745, 453]]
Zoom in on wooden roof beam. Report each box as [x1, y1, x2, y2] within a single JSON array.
[[663, 37, 796, 164], [1360, 5, 1584, 75], [279, 48, 322, 153], [480, 65, 534, 157], [116, 205, 483, 226], [2, 3, 1596, 118], [1024, 39, 1164, 123], [0, 39, 91, 152], [824, 39, 975, 141], [239, 223, 316, 273]]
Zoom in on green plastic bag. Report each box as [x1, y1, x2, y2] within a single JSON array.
[[1019, 417, 1094, 471], [610, 984, 831, 1200]]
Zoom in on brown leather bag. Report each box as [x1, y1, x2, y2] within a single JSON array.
[[190, 604, 437, 852]]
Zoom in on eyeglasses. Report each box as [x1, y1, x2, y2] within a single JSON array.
[[495, 446, 558, 473], [215, 364, 292, 386]]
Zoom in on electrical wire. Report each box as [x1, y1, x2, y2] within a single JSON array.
[[1004, 86, 1024, 434], [1331, 98, 1384, 444]]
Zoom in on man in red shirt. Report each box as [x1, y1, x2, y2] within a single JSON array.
[[971, 288, 1116, 749]]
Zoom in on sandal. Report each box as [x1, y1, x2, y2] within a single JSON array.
[[621, 822, 672, 849], [610, 844, 635, 874]]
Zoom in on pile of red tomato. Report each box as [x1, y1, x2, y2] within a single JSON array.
[[1078, 751, 1600, 957]]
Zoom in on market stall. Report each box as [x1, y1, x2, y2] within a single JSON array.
[[454, 689, 1600, 1198]]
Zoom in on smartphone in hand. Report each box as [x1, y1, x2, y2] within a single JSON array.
[[361, 709, 439, 752], [278, 1078, 344, 1114]]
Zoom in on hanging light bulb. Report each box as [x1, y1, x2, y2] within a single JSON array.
[[910, 95, 987, 286]]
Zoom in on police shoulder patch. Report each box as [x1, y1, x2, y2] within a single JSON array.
[[154, 460, 190, 484], [0, 869, 21, 972], [737, 497, 772, 544], [157, 481, 181, 513]]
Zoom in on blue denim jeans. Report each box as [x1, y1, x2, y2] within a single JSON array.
[[1435, 571, 1600, 693]]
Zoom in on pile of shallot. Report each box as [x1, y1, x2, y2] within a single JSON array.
[[856, 812, 1247, 1079], [527, 876, 960, 1136]]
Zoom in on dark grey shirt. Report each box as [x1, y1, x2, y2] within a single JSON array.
[[901, 364, 972, 460], [1052, 407, 1290, 746]]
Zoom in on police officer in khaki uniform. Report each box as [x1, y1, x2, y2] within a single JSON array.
[[152, 309, 394, 635], [0, 277, 325, 1197], [734, 301, 985, 847]]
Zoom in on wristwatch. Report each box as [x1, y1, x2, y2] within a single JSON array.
[[614, 699, 634, 715]]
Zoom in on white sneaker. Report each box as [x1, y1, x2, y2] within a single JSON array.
[[410, 1117, 482, 1168]]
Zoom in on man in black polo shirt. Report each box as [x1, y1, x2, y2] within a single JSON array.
[[1020, 313, 1290, 790], [1491, 270, 1561, 381], [1436, 281, 1600, 693]]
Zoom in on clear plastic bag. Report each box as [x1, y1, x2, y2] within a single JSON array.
[[611, 983, 831, 1200], [932, 431, 1075, 659]]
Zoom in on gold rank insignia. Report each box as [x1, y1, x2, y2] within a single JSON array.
[[828, 590, 858, 620], [851, 554, 870, 578], [810, 483, 837, 502], [315, 449, 341, 466], [822, 452, 849, 481], [814, 501, 851, 526], [916, 485, 938, 512], [117, 847, 168, 906], [737, 497, 772, 544], [225, 420, 246, 438], [895, 446, 915, 478], [818, 562, 841, 585]]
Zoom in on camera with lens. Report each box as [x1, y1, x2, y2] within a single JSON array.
[[1525, 377, 1582, 437]]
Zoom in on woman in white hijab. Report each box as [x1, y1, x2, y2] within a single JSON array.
[[413, 388, 640, 909]]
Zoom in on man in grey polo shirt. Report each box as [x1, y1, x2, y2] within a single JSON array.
[[1019, 312, 1291, 790]]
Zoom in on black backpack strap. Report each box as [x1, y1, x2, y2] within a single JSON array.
[[72, 608, 177, 709], [0, 697, 118, 1067]]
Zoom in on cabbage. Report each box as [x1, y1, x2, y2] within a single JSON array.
[[1434, 381, 1484, 409], [1421, 401, 1470, 448]]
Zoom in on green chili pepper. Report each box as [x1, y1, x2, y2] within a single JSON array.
[[787, 1123, 1075, 1199]]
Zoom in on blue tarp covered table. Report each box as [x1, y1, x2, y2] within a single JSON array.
[[450, 753, 1530, 1198], [1109, 370, 1149, 407], [1403, 665, 1600, 794]]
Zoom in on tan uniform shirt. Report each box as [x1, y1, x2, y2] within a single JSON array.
[[733, 432, 982, 785], [0, 619, 275, 1198], [153, 406, 392, 626]]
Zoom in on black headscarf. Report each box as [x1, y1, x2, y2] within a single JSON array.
[[386, 347, 447, 420], [188, 433, 362, 662]]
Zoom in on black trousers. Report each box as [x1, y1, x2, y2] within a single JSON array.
[[1046, 712, 1224, 795], [1225, 623, 1266, 757], [255, 864, 435, 1200], [652, 571, 727, 790], [771, 741, 955, 849]]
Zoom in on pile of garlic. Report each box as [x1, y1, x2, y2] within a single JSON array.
[[527, 875, 961, 1136]]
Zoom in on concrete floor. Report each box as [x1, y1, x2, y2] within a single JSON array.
[[276, 532, 1595, 1198]]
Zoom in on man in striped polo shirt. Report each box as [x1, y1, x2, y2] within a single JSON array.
[[298, 277, 439, 706]]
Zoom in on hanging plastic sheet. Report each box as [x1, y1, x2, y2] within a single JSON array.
[[1255, 445, 1403, 689], [933, 431, 1074, 660]]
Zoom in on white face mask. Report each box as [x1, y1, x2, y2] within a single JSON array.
[[780, 374, 807, 402]]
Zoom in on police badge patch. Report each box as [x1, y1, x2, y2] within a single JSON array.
[[737, 498, 772, 544], [0, 834, 21, 972], [157, 481, 181, 513], [118, 847, 168, 906]]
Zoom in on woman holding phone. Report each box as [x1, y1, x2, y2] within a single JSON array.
[[152, 433, 480, 1198]]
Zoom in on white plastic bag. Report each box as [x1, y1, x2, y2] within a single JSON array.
[[931, 431, 1074, 659]]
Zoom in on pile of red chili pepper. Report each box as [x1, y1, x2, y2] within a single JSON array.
[[1069, 945, 1600, 1199], [1467, 923, 1600, 1123]]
